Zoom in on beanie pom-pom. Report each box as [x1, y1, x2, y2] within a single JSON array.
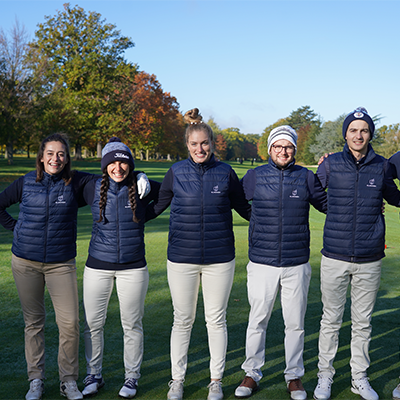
[[108, 137, 122, 143]]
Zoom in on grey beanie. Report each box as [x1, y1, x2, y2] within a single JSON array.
[[101, 137, 135, 171], [268, 125, 298, 153]]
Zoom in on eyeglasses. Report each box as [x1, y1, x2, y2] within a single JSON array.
[[271, 144, 295, 153]]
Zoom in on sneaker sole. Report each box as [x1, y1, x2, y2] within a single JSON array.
[[313, 395, 331, 400], [350, 386, 376, 400], [235, 386, 259, 399], [83, 382, 105, 397]]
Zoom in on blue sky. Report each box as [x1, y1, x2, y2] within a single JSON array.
[[1, 0, 399, 134]]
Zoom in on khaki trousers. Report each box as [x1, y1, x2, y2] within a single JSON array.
[[12, 254, 80, 382], [317, 255, 381, 379]]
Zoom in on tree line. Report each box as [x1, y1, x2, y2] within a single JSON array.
[[258, 105, 400, 164], [1, 4, 398, 165]]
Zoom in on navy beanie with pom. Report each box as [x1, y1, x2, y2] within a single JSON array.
[[101, 137, 135, 171], [342, 107, 375, 139]]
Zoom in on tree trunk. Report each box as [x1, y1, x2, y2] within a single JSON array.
[[27, 144, 30, 158], [6, 142, 14, 165], [97, 141, 102, 158], [75, 143, 83, 160], [167, 154, 171, 161], [146, 149, 149, 161]]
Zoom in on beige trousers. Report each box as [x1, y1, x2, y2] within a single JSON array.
[[12, 254, 80, 382]]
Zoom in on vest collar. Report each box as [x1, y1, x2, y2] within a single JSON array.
[[343, 143, 376, 165], [268, 157, 296, 171], [188, 153, 216, 171]]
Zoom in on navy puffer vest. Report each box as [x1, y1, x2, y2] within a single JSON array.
[[322, 145, 386, 261], [249, 160, 310, 267], [89, 178, 145, 264], [168, 156, 234, 264], [12, 171, 78, 263]]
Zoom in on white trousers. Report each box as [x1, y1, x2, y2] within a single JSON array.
[[241, 261, 311, 383], [317, 255, 381, 379], [83, 266, 149, 379], [167, 259, 235, 381]]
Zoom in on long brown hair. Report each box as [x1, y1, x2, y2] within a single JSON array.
[[97, 169, 139, 224], [36, 133, 73, 184]]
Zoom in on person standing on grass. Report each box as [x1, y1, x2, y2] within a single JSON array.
[[80, 137, 159, 399], [146, 108, 251, 400], [234, 125, 327, 400], [0, 133, 91, 400], [313, 107, 400, 400], [0, 133, 150, 400]]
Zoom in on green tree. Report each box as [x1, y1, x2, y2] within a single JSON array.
[[27, 3, 137, 158], [374, 124, 400, 158], [287, 105, 321, 164], [309, 115, 346, 161]]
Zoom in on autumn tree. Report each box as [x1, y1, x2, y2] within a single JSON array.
[[215, 134, 227, 160], [121, 71, 184, 160], [27, 3, 136, 158]]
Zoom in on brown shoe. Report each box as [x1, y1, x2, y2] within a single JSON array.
[[287, 379, 307, 400], [235, 376, 259, 398]]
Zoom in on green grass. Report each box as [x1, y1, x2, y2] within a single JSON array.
[[1, 157, 400, 399]]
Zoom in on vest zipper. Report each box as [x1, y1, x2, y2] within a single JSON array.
[[278, 169, 283, 264], [200, 166, 204, 263], [116, 186, 120, 263], [352, 164, 360, 256], [44, 183, 49, 262]]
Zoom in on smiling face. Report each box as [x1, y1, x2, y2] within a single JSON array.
[[40, 141, 68, 175], [107, 161, 130, 182], [269, 139, 295, 169], [345, 120, 370, 159], [187, 129, 213, 164]]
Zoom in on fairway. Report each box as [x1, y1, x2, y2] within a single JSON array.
[[1, 158, 400, 399]]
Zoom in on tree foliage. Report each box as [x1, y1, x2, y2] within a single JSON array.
[[374, 124, 400, 158], [309, 114, 346, 161], [120, 71, 185, 159], [27, 3, 137, 157]]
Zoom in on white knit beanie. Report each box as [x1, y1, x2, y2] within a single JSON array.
[[267, 125, 298, 153]]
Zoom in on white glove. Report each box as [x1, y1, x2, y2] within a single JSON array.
[[137, 173, 151, 199]]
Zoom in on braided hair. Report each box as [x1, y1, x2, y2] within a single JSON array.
[[97, 169, 139, 224]]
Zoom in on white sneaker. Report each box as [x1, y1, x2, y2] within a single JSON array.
[[313, 374, 333, 400], [393, 383, 400, 400], [119, 378, 138, 399], [167, 380, 184, 400], [351, 377, 379, 400], [207, 380, 223, 400], [26, 379, 44, 400], [60, 381, 83, 400]]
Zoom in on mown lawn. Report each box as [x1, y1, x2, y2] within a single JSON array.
[[1, 157, 400, 399]]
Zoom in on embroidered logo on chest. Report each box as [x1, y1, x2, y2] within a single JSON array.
[[55, 195, 66, 204]]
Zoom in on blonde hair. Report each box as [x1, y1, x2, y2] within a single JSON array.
[[184, 108, 215, 150]]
